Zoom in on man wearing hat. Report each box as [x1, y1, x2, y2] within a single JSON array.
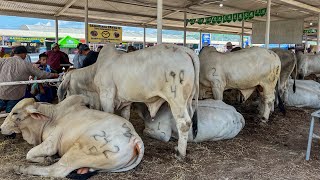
[[0, 46, 59, 113], [226, 42, 233, 53], [81, 44, 99, 67], [46, 43, 70, 73]]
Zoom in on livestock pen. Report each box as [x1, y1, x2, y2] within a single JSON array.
[[0, 93, 320, 180]]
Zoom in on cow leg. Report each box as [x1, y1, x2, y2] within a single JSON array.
[[260, 88, 275, 122], [14, 143, 98, 178], [168, 103, 191, 160], [121, 105, 131, 120], [146, 99, 166, 119], [100, 87, 116, 113], [26, 136, 58, 163], [211, 81, 224, 100]]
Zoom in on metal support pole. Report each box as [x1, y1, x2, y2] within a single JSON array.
[[183, 11, 187, 46], [1, 36, 4, 46], [306, 117, 315, 160], [55, 17, 58, 43], [199, 31, 202, 50], [85, 0, 89, 44], [143, 27, 146, 48], [317, 13, 320, 54], [265, 0, 271, 49], [157, 0, 163, 44], [241, 20, 244, 48]]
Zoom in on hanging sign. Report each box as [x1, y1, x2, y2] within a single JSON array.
[[303, 29, 317, 34], [88, 24, 122, 43], [186, 8, 267, 26]]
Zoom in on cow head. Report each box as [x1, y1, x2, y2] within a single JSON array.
[[1, 98, 49, 145]]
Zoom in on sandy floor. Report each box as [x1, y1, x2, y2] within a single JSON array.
[[0, 99, 320, 180]]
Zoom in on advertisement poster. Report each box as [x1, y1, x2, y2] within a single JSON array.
[[88, 24, 122, 43]]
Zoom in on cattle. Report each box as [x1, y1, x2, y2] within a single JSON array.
[[58, 44, 200, 160], [271, 48, 297, 97], [1, 95, 144, 178], [296, 51, 320, 79], [285, 79, 320, 108], [199, 46, 282, 122], [134, 99, 245, 142]]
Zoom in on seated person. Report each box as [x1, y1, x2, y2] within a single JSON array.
[[0, 46, 58, 113], [30, 53, 54, 103]]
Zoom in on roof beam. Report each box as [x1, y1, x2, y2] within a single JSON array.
[[276, 0, 320, 13], [55, 0, 79, 16], [144, 10, 180, 25]]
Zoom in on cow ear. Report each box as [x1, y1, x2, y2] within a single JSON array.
[[25, 105, 48, 121]]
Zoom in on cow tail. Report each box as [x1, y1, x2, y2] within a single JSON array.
[[292, 52, 298, 93], [109, 138, 144, 173], [57, 73, 71, 102], [185, 49, 200, 139], [277, 79, 286, 116]]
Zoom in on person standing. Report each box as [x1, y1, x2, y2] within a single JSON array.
[[73, 43, 86, 69], [0, 46, 58, 113], [46, 43, 70, 73], [81, 44, 99, 67]]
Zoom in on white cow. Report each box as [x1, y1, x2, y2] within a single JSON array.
[[199, 46, 282, 122], [134, 100, 245, 142], [1, 95, 144, 178], [297, 51, 320, 79], [285, 79, 320, 108], [59, 44, 200, 159]]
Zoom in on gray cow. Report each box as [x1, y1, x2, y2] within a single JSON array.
[[1, 95, 144, 178]]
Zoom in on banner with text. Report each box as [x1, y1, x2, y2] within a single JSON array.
[[88, 24, 122, 43], [186, 8, 267, 26]]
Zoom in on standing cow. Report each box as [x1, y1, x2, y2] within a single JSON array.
[[134, 99, 245, 142], [296, 51, 320, 79], [59, 44, 200, 160], [1, 95, 144, 178], [199, 46, 282, 122], [271, 48, 297, 97]]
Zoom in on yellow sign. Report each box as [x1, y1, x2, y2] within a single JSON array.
[[88, 24, 122, 43]]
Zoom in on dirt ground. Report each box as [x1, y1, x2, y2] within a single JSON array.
[[1, 99, 320, 180]]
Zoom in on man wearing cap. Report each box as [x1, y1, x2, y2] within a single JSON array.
[[72, 43, 86, 69], [0, 46, 59, 113], [81, 44, 99, 68], [226, 42, 233, 53], [46, 43, 70, 73]]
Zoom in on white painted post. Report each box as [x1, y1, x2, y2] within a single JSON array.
[[157, 0, 163, 45], [85, 0, 89, 44], [265, 0, 271, 49], [55, 17, 58, 43], [1, 36, 4, 46], [183, 11, 187, 46], [317, 13, 320, 54], [241, 20, 244, 48], [143, 26, 146, 48], [199, 31, 202, 50]]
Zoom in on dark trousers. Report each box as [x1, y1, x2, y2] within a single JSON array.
[[0, 99, 21, 113]]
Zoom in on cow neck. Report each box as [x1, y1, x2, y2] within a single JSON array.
[[36, 104, 56, 145]]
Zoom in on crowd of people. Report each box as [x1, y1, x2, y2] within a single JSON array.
[[0, 42, 109, 113]]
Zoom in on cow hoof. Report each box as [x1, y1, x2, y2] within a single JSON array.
[[174, 146, 186, 162], [66, 169, 98, 180]]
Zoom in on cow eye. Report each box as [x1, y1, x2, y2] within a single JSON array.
[[12, 112, 18, 115]]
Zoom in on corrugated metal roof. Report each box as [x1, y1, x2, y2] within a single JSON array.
[[0, 0, 319, 35]]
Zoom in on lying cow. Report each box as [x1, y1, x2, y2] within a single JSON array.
[[134, 100, 245, 142], [1, 95, 144, 178], [199, 46, 282, 122], [285, 79, 320, 108], [297, 51, 320, 79], [59, 44, 200, 159]]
